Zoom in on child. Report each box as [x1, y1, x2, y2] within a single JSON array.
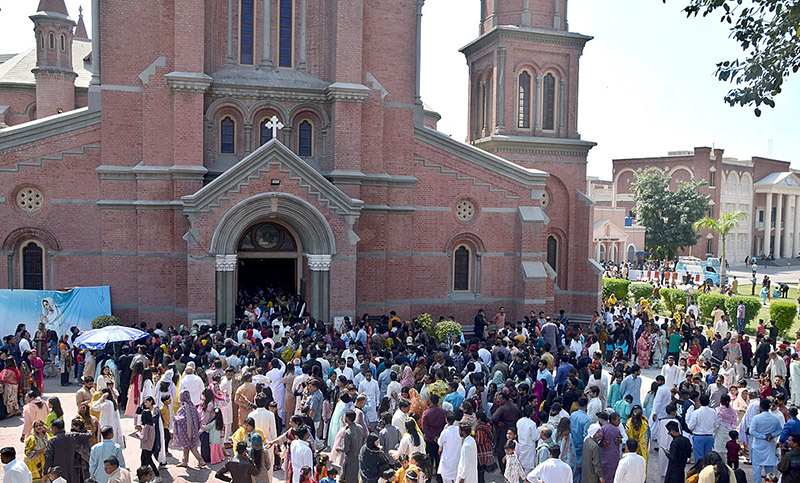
[[315, 454, 330, 481], [139, 408, 162, 480], [200, 407, 225, 464], [726, 430, 742, 469], [319, 467, 337, 483], [379, 468, 397, 483], [159, 394, 173, 457], [47, 466, 66, 483], [765, 474, 778, 483], [613, 394, 633, 423], [394, 454, 411, 483], [299, 466, 316, 483], [503, 441, 526, 483]]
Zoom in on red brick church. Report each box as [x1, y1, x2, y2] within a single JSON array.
[[0, 0, 600, 325]]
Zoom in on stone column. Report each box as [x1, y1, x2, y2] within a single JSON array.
[[88, 0, 101, 109], [495, 47, 506, 133], [794, 195, 800, 256], [764, 193, 773, 258], [298, 0, 307, 69], [784, 195, 794, 257], [775, 194, 783, 259], [308, 255, 332, 323], [522, 0, 531, 26], [244, 123, 253, 156], [553, 0, 561, 29], [227, 0, 234, 66], [414, 0, 425, 126], [475, 253, 482, 295], [215, 254, 237, 325], [558, 78, 566, 136], [534, 76, 542, 132], [260, 0, 272, 67]]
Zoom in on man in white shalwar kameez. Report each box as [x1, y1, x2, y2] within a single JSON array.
[[265, 358, 286, 420], [526, 443, 572, 483], [248, 394, 278, 482], [739, 396, 761, 461], [357, 369, 380, 428], [437, 416, 462, 483], [220, 367, 234, 440], [613, 439, 646, 483], [516, 408, 539, 474], [456, 424, 477, 483], [790, 354, 800, 406]]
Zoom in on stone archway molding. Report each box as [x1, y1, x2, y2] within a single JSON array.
[[210, 191, 337, 256], [210, 192, 336, 324]]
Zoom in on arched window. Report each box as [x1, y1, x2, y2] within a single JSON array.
[[483, 77, 492, 131], [221, 117, 235, 153], [279, 0, 293, 67], [453, 245, 470, 291], [627, 245, 635, 263], [542, 73, 556, 131], [547, 235, 558, 273], [240, 0, 255, 64], [48, 33, 55, 50], [518, 71, 531, 129], [599, 245, 605, 263], [22, 241, 44, 290], [260, 118, 273, 145], [474, 79, 484, 136], [612, 245, 618, 263], [60, 35, 66, 51], [298, 120, 312, 156]]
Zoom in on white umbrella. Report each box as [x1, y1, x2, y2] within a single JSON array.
[[73, 325, 149, 350]]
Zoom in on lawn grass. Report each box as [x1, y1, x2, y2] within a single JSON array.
[[731, 283, 800, 337]]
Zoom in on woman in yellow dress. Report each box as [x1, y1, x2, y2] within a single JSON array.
[[626, 405, 649, 472], [24, 420, 48, 482]]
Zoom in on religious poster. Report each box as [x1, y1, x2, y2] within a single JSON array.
[[0, 286, 112, 337]]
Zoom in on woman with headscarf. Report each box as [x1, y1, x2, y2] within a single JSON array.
[[714, 394, 739, 454], [626, 405, 649, 471], [531, 380, 544, 422], [360, 432, 392, 483], [91, 388, 125, 448], [731, 386, 749, 422], [400, 364, 414, 389], [250, 433, 272, 483], [408, 388, 427, 418], [174, 390, 206, 468], [23, 419, 48, 482], [1, 358, 20, 416], [636, 330, 652, 369], [413, 358, 427, 384], [27, 351, 45, 394], [326, 392, 348, 449]]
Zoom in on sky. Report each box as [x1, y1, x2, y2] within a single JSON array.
[[2, 0, 798, 180]]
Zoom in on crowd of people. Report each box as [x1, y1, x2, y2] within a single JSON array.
[[0, 298, 798, 483]]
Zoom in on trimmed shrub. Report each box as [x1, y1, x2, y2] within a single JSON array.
[[769, 301, 797, 335], [603, 278, 631, 303], [723, 296, 762, 328], [91, 315, 121, 329], [697, 294, 727, 322], [630, 283, 654, 302], [660, 288, 687, 315]]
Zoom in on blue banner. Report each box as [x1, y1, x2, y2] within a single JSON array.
[[0, 286, 111, 337]]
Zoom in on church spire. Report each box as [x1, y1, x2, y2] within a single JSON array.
[[36, 0, 70, 17], [74, 6, 88, 39]]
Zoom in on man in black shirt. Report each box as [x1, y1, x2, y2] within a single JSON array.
[[664, 420, 692, 482], [473, 309, 486, 341]]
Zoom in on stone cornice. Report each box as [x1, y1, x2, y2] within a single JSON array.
[[324, 169, 418, 188], [0, 107, 100, 151], [460, 26, 593, 56], [208, 85, 327, 102], [472, 135, 596, 157], [307, 254, 332, 271], [414, 126, 548, 189], [96, 163, 207, 181], [325, 83, 370, 102], [165, 72, 214, 92]]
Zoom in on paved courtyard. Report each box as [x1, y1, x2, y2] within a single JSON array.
[[0, 367, 760, 482]]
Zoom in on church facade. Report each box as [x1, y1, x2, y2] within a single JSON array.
[[0, 0, 600, 325]]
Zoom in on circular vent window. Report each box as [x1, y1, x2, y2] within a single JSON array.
[[456, 200, 476, 221], [541, 190, 551, 210], [17, 187, 43, 213]]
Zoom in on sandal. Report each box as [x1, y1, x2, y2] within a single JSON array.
[[176, 462, 188, 468]]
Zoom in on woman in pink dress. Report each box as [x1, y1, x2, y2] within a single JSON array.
[[636, 331, 652, 368]]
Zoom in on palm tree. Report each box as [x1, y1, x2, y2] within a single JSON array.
[[693, 210, 748, 285]]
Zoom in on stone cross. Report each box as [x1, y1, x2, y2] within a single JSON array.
[[265, 115, 284, 139]]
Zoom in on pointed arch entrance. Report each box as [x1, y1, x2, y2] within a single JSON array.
[[210, 192, 336, 324]]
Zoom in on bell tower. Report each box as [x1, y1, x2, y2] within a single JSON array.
[[462, 0, 592, 153], [30, 0, 78, 118]]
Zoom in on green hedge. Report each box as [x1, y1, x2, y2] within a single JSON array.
[[697, 294, 727, 321], [91, 315, 121, 329], [769, 301, 797, 335], [603, 278, 631, 302], [723, 297, 762, 328], [660, 288, 687, 315], [630, 283, 655, 301]]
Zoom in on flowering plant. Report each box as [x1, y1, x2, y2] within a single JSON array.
[[433, 320, 462, 347], [413, 313, 433, 333]]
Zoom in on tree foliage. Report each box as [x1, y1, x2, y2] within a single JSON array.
[[91, 315, 121, 329], [632, 168, 710, 259], [668, 0, 800, 115]]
